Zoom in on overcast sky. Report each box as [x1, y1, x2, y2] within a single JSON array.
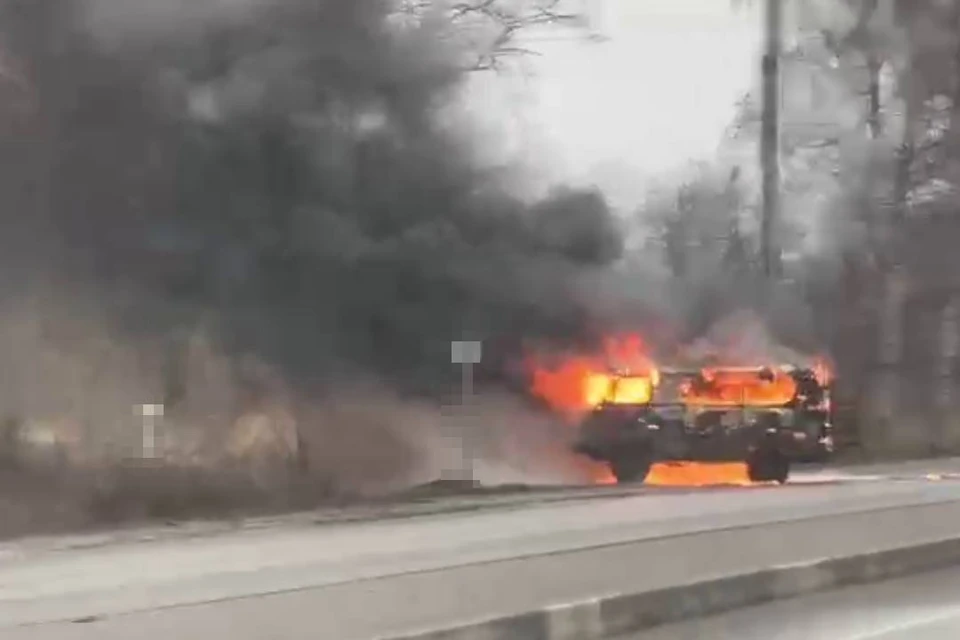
[[464, 0, 763, 210]]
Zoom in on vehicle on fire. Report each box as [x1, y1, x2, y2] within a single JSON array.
[[572, 365, 835, 484]]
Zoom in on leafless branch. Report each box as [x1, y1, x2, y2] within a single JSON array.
[[444, 0, 583, 72]]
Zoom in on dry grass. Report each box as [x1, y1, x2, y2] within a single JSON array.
[[0, 454, 340, 540]]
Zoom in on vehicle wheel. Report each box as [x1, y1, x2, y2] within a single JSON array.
[[610, 455, 652, 484], [746, 446, 790, 484]]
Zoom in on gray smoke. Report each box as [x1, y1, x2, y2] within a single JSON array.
[[0, 0, 633, 524]]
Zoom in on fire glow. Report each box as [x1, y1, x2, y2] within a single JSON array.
[[680, 367, 797, 407], [526, 333, 834, 488], [645, 461, 754, 487], [527, 334, 657, 422]]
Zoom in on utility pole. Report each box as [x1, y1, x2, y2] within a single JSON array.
[[760, 0, 782, 279]]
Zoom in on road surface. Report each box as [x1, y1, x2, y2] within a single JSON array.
[[2, 463, 960, 639], [623, 565, 960, 639]]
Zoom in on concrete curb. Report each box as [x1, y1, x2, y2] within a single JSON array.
[[383, 536, 960, 640]]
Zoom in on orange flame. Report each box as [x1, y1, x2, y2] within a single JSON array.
[[525, 333, 831, 488], [681, 367, 797, 407], [645, 461, 755, 486], [527, 334, 657, 422], [604, 374, 654, 405], [591, 465, 618, 485]]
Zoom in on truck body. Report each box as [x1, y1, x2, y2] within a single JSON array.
[[573, 365, 834, 483]]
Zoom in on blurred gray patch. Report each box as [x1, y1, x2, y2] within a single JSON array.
[[450, 340, 482, 364]]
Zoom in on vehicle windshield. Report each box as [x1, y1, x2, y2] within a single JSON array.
[[598, 374, 654, 405]]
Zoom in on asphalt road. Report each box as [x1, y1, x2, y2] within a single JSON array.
[[623, 565, 960, 640], [2, 462, 960, 639]]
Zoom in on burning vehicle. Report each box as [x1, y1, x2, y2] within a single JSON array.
[[571, 364, 835, 484]]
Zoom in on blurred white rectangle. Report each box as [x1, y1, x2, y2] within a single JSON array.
[[137, 403, 165, 417], [451, 340, 482, 364], [136, 403, 164, 458]]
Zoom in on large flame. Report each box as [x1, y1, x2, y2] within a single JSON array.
[[527, 334, 657, 422], [680, 367, 797, 407], [525, 332, 832, 488]]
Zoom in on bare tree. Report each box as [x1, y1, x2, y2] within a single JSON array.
[[398, 0, 585, 71]]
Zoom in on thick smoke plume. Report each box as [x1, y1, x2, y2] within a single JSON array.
[[0, 0, 633, 531]]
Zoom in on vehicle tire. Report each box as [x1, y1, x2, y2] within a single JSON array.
[[746, 445, 790, 484], [610, 454, 652, 484]]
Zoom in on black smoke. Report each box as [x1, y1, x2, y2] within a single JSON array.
[[0, 0, 629, 518], [0, 0, 625, 392]]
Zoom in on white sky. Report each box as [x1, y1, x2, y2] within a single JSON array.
[[464, 0, 762, 209]]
